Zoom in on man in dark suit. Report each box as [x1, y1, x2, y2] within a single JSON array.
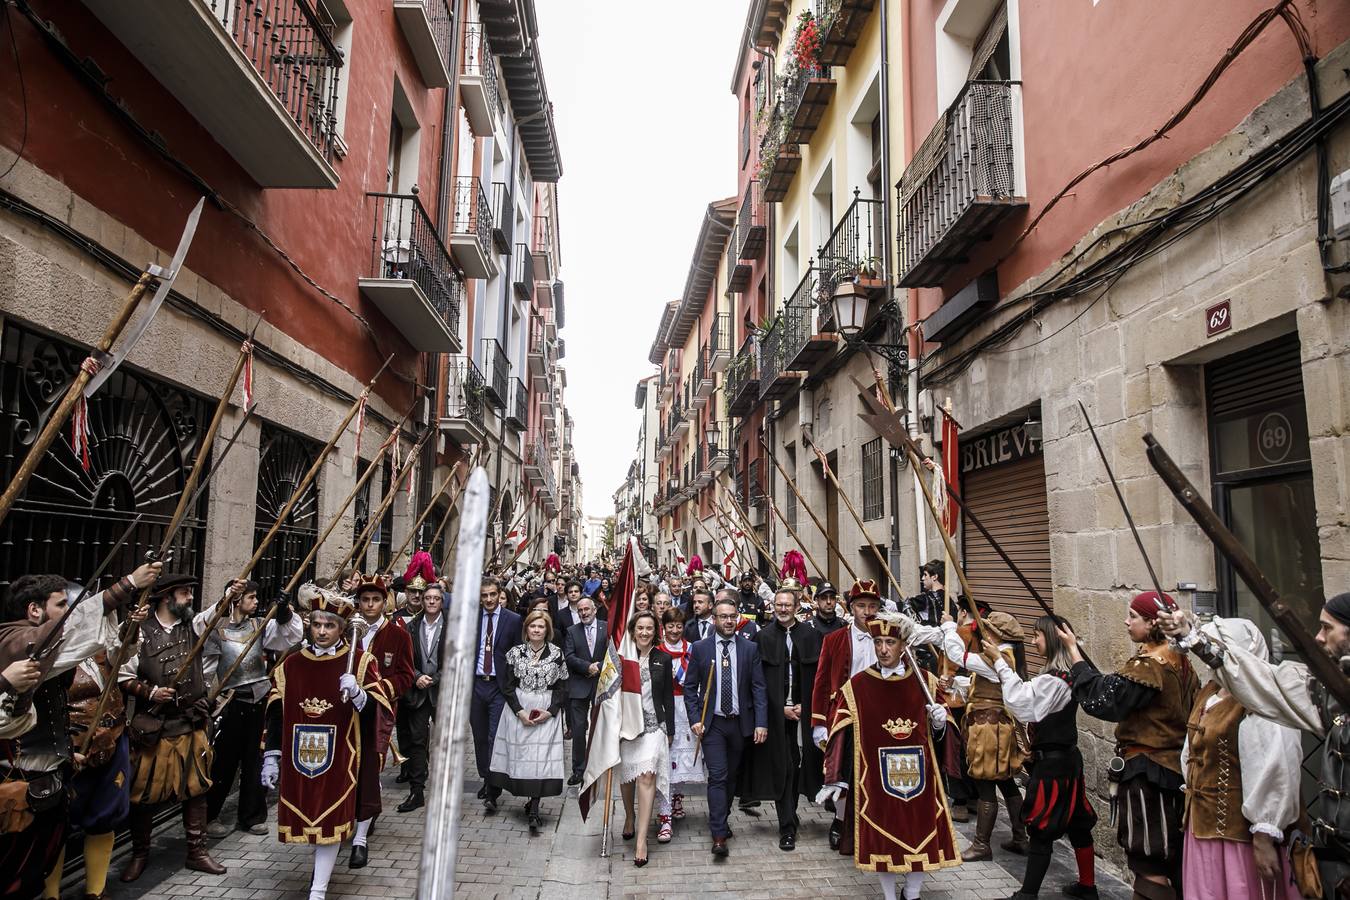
[[471, 576, 521, 811], [683, 588, 715, 643], [553, 579, 586, 643], [396, 582, 446, 815], [561, 595, 606, 786], [683, 597, 768, 858]]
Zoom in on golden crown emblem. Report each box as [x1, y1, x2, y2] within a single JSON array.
[[883, 717, 916, 739], [300, 697, 333, 718]]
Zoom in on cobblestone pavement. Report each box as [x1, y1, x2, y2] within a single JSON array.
[[89, 753, 1133, 900]]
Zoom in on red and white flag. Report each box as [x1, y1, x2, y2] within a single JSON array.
[[579, 535, 648, 820], [938, 401, 961, 536]]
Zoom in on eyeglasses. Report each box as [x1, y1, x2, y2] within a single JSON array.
[[714, 613, 739, 621]]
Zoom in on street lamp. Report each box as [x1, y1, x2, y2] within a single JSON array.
[[829, 282, 871, 337], [826, 286, 910, 379], [704, 420, 720, 451]]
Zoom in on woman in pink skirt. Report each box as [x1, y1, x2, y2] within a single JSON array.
[[1180, 616, 1303, 900]]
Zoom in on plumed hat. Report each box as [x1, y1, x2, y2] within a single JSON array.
[[297, 582, 356, 622], [403, 550, 436, 585], [779, 550, 808, 587], [686, 555, 705, 576]]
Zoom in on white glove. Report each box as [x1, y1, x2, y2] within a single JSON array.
[[261, 751, 280, 789], [815, 783, 846, 805], [339, 673, 367, 710], [812, 725, 828, 749], [926, 703, 948, 732]]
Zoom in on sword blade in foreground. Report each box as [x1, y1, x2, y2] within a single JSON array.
[[418, 467, 490, 900]]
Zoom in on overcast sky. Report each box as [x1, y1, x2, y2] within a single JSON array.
[[533, 0, 746, 518]]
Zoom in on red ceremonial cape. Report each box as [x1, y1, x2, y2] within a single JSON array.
[[269, 644, 390, 844], [811, 624, 856, 728], [826, 665, 960, 874]]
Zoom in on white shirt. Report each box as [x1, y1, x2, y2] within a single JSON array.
[[421, 613, 443, 662], [849, 623, 877, 677], [360, 615, 384, 651], [992, 658, 1073, 723]]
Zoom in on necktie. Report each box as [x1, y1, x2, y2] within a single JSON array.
[[719, 640, 733, 717], [483, 612, 494, 676], [587, 623, 595, 656], [701, 620, 710, 639], [785, 629, 795, 704]]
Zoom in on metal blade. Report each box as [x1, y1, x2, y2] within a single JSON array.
[[85, 197, 206, 397], [419, 467, 490, 900]]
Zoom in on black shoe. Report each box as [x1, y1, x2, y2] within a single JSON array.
[[711, 837, 729, 857], [828, 820, 843, 851], [739, 801, 762, 817], [476, 785, 487, 799], [567, 773, 582, 786], [396, 772, 410, 784], [349, 844, 368, 869], [1061, 885, 1099, 900], [529, 814, 542, 835], [484, 793, 498, 813], [397, 792, 425, 813], [779, 831, 796, 851]]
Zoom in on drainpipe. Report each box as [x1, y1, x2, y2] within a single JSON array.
[[748, 37, 776, 570]]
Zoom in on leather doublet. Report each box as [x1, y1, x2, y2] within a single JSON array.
[[1184, 682, 1249, 842]]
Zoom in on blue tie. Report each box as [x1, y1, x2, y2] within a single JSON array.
[[719, 640, 733, 717]]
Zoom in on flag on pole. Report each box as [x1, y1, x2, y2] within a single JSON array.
[[939, 401, 960, 536], [578, 535, 647, 820]]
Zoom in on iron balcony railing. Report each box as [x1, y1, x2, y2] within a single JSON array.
[[709, 312, 731, 361], [897, 80, 1020, 287], [781, 265, 818, 366], [365, 192, 462, 337], [480, 338, 509, 409], [444, 355, 486, 432], [490, 181, 513, 252], [533, 215, 553, 253], [206, 0, 342, 161], [757, 320, 785, 398], [461, 21, 499, 115], [513, 243, 535, 301], [727, 227, 750, 292], [725, 335, 760, 414], [525, 433, 556, 499], [818, 190, 886, 303], [506, 377, 527, 431], [736, 180, 766, 260], [450, 175, 493, 254], [783, 63, 831, 141]]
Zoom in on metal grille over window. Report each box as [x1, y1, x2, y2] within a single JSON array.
[[253, 425, 321, 601], [861, 437, 883, 521]]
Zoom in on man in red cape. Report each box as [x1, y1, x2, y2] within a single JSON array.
[[822, 612, 960, 900]]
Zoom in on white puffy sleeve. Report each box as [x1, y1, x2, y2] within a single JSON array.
[[1237, 712, 1303, 841], [994, 659, 1071, 723], [1201, 639, 1322, 737]]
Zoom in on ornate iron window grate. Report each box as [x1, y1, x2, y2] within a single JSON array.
[[253, 423, 321, 600], [862, 437, 883, 521]]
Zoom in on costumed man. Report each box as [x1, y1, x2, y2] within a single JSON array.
[[261, 583, 389, 900], [350, 574, 413, 867], [741, 580, 821, 852], [1065, 593, 1199, 900], [905, 560, 946, 672], [202, 579, 302, 837], [118, 573, 227, 883], [820, 612, 960, 900], [1, 563, 159, 900], [811, 580, 943, 850], [1160, 593, 1350, 897]]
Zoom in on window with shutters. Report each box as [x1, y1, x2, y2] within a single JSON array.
[[862, 437, 883, 521]]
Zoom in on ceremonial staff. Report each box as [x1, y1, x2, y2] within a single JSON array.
[[166, 356, 393, 689], [383, 464, 461, 577], [332, 429, 431, 580], [417, 468, 490, 900], [208, 403, 418, 702], [0, 199, 205, 531], [1144, 433, 1350, 710]]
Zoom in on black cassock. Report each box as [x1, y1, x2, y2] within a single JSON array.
[[739, 619, 822, 802]]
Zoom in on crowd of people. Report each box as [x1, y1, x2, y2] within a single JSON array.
[[0, 543, 1347, 900]]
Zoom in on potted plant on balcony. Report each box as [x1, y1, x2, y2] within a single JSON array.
[[792, 8, 822, 73]]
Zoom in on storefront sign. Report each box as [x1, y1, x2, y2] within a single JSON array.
[[1206, 300, 1232, 338], [961, 423, 1042, 474]]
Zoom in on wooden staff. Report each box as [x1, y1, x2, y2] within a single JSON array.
[[502, 513, 555, 570], [332, 429, 431, 580], [0, 274, 153, 530], [691, 655, 715, 766], [428, 445, 489, 565], [599, 768, 615, 858], [716, 492, 774, 576], [383, 465, 461, 577], [491, 492, 539, 568], [762, 490, 827, 583], [759, 436, 860, 583], [419, 467, 471, 567], [708, 498, 755, 573], [167, 356, 393, 688], [689, 504, 741, 578]]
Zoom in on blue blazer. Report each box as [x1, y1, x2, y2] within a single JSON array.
[[473, 606, 522, 690], [682, 631, 768, 737]]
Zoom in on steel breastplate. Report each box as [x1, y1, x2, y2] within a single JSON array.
[[216, 620, 267, 690]]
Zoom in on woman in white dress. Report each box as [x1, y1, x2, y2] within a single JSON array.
[[655, 607, 704, 842], [488, 610, 567, 834], [619, 610, 674, 866]]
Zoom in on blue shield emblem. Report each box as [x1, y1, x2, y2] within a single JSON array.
[[879, 746, 926, 801], [292, 724, 336, 778]]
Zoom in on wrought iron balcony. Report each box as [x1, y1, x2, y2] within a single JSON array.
[[736, 180, 767, 260], [897, 80, 1026, 287], [727, 225, 751, 293], [759, 106, 801, 203], [490, 182, 513, 253], [359, 192, 462, 352], [513, 244, 536, 302], [783, 64, 835, 144], [527, 313, 550, 377], [758, 316, 803, 402], [781, 264, 839, 375], [532, 216, 554, 282], [441, 355, 487, 446], [505, 377, 527, 432], [670, 399, 689, 440], [694, 345, 715, 401], [395, 0, 453, 89], [448, 176, 497, 278], [523, 432, 556, 500], [812, 0, 876, 67], [708, 429, 732, 473], [708, 312, 732, 374], [480, 338, 509, 409], [539, 382, 555, 416], [694, 443, 712, 487], [726, 336, 760, 416], [818, 190, 888, 304], [82, 0, 341, 188], [460, 21, 500, 136]]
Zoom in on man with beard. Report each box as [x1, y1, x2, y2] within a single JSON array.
[[118, 573, 228, 883], [202, 579, 301, 838], [807, 582, 847, 639], [736, 571, 772, 624], [741, 582, 821, 851], [1161, 594, 1350, 898], [684, 589, 716, 643], [352, 574, 413, 867], [0, 561, 158, 899]]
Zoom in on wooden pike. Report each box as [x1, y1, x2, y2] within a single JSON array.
[[762, 490, 828, 585], [333, 429, 431, 580], [384, 464, 461, 577], [759, 436, 861, 583], [502, 513, 556, 570], [168, 355, 394, 689], [713, 496, 763, 572], [492, 491, 539, 567]]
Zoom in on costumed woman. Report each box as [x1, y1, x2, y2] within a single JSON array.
[[618, 609, 674, 867], [656, 607, 704, 842], [487, 609, 567, 834]]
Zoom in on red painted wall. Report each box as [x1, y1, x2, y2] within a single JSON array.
[[906, 0, 1350, 323], [0, 0, 456, 409]]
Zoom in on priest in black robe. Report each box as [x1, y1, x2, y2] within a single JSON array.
[[739, 581, 821, 851]]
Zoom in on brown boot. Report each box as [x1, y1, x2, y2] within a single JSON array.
[[962, 800, 997, 861], [950, 804, 970, 823], [119, 804, 154, 882], [183, 796, 227, 875], [1000, 791, 1029, 854]]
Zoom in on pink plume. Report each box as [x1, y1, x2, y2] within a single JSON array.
[[780, 550, 808, 585], [686, 555, 704, 576], [404, 550, 436, 583], [545, 552, 562, 573]]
